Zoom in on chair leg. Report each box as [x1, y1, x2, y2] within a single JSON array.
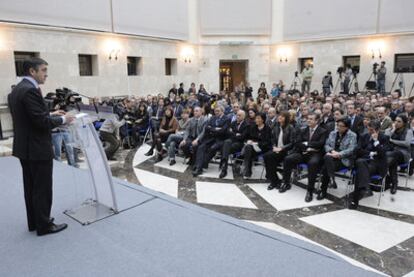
[[377, 178, 385, 214], [260, 165, 265, 180], [405, 169, 409, 188]]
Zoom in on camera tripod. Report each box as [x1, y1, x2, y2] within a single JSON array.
[[390, 73, 406, 96], [348, 73, 359, 95], [363, 71, 377, 92], [289, 72, 302, 93], [408, 82, 414, 98], [333, 73, 343, 95]]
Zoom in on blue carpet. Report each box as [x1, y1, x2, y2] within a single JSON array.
[[0, 157, 380, 277]]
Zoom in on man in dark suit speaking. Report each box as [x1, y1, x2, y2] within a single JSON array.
[[8, 58, 74, 236]]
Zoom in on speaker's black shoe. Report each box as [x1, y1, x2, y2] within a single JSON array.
[[316, 190, 327, 200], [305, 191, 313, 202], [37, 223, 68, 236], [390, 185, 397, 195], [169, 159, 176, 166]]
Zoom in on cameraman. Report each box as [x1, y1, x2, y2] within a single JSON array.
[[49, 93, 79, 167], [321, 71, 333, 97], [377, 61, 387, 95]]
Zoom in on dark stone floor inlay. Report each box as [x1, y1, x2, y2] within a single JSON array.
[[108, 144, 414, 277]]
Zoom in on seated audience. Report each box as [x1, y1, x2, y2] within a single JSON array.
[[100, 113, 126, 160], [164, 108, 191, 165], [350, 120, 390, 209], [264, 111, 296, 190], [318, 118, 357, 201], [241, 112, 271, 179], [385, 114, 413, 194], [281, 113, 327, 196], [219, 110, 249, 178], [192, 105, 229, 177], [179, 107, 207, 165], [145, 107, 178, 161]]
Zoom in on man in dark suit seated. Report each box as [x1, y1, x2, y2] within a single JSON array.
[[320, 103, 335, 133], [318, 117, 357, 201], [347, 103, 364, 138], [349, 120, 390, 209], [192, 105, 230, 177], [281, 113, 327, 198], [265, 107, 278, 129], [219, 110, 249, 178], [179, 107, 207, 165], [8, 58, 74, 236]]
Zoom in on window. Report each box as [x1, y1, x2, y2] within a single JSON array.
[[165, 58, 177, 76], [78, 54, 98, 76], [394, 53, 414, 73], [14, 51, 40, 76], [127, 56, 143, 76], [343, 55, 360, 73], [298, 57, 313, 73]]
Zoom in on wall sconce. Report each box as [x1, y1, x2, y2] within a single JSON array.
[[276, 46, 291, 63], [181, 46, 194, 64], [371, 48, 382, 59], [109, 49, 120, 60], [368, 40, 384, 60]]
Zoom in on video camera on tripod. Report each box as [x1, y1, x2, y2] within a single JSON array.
[[45, 87, 83, 111], [288, 71, 301, 94], [55, 87, 82, 110], [351, 65, 360, 77], [372, 62, 379, 74]]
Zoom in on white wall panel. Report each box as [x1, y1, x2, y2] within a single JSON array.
[[379, 0, 414, 33], [199, 0, 271, 36], [0, 0, 112, 31], [284, 0, 378, 40], [112, 0, 188, 40]]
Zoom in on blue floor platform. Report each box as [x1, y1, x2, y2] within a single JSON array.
[[0, 157, 380, 277]]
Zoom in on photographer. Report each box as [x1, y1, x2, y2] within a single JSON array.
[[377, 61, 387, 95], [321, 71, 333, 97], [99, 113, 126, 160]]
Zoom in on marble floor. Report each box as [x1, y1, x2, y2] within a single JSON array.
[[3, 139, 414, 276], [126, 144, 414, 277]]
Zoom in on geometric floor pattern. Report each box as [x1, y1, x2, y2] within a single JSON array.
[[3, 139, 413, 277], [126, 145, 414, 277]]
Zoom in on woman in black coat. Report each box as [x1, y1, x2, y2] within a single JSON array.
[[263, 111, 296, 190], [241, 112, 271, 179]]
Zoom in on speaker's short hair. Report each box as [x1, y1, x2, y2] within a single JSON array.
[[23, 57, 48, 75]]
